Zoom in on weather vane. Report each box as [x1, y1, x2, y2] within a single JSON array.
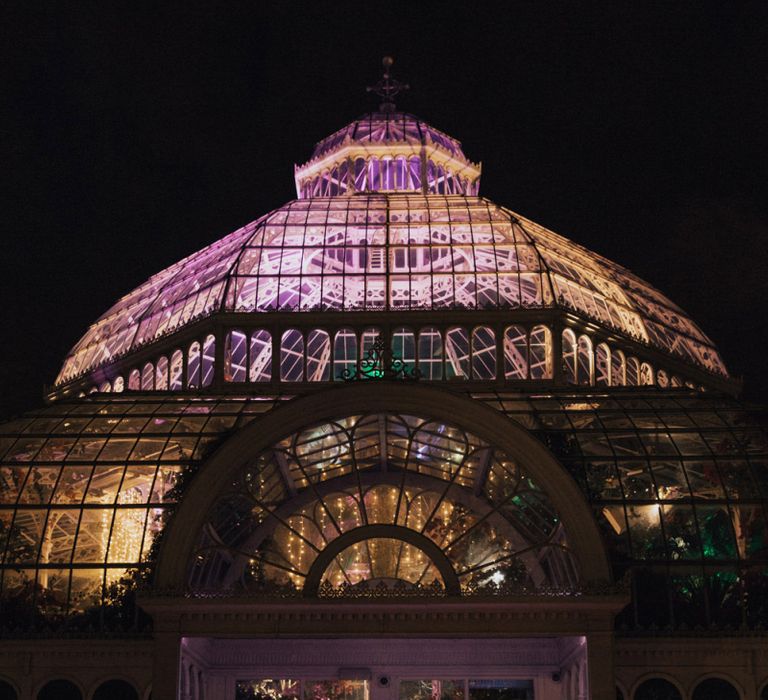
[[366, 56, 409, 113]]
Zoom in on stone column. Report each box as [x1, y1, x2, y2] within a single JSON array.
[[586, 630, 615, 700], [152, 622, 181, 700]]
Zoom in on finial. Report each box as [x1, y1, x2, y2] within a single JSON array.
[[366, 56, 409, 113]]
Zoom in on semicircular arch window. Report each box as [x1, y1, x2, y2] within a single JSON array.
[[189, 413, 579, 596]]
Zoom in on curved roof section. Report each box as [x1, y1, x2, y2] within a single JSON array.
[[56, 195, 727, 385], [310, 112, 467, 161]]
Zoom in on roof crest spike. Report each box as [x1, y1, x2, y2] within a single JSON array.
[[366, 56, 409, 113]]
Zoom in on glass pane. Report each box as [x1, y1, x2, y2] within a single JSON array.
[[305, 681, 369, 700], [250, 329, 273, 382], [392, 327, 416, 373], [468, 680, 534, 700], [417, 327, 443, 380], [562, 330, 577, 384], [529, 325, 551, 379], [306, 330, 331, 382], [596, 344, 610, 386], [236, 679, 300, 700], [503, 325, 527, 380], [169, 350, 184, 390], [155, 356, 169, 390], [225, 330, 248, 383], [400, 680, 464, 700], [187, 341, 201, 389], [321, 538, 443, 588], [334, 328, 358, 381], [280, 330, 305, 382], [201, 334, 216, 387], [446, 327, 469, 379]]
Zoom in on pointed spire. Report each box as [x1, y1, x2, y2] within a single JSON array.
[[366, 56, 409, 113]]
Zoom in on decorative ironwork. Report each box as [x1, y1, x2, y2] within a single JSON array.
[[141, 576, 628, 600], [340, 337, 421, 381], [366, 56, 409, 112]]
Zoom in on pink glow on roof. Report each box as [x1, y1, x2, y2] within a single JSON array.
[[57, 195, 727, 385]]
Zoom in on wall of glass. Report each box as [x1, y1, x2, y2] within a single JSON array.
[[475, 390, 768, 628]]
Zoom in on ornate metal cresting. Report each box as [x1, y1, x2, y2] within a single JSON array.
[[366, 56, 409, 112], [340, 336, 421, 381]]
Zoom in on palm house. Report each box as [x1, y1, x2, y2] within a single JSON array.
[[1, 61, 766, 700]]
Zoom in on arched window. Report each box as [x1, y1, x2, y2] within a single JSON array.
[[224, 330, 247, 382], [0, 679, 16, 700], [640, 362, 654, 386], [562, 329, 578, 385], [333, 328, 358, 381], [472, 326, 497, 379], [328, 167, 339, 196], [128, 369, 140, 391], [417, 327, 443, 380], [37, 680, 82, 700], [692, 678, 739, 700], [634, 679, 681, 700], [140, 363, 154, 391], [170, 349, 184, 390], [155, 356, 169, 390], [409, 156, 421, 190], [381, 157, 394, 190], [201, 334, 216, 387], [391, 327, 416, 373], [280, 329, 304, 382], [426, 161, 436, 192], [306, 329, 331, 382], [529, 325, 552, 379], [249, 329, 272, 382], [394, 155, 407, 190], [611, 349, 626, 386], [337, 161, 349, 195], [98, 382, 111, 393], [626, 356, 640, 386], [368, 158, 381, 190], [504, 325, 528, 380], [92, 679, 139, 700], [354, 158, 367, 191], [577, 335, 593, 385], [671, 375, 683, 388], [657, 369, 669, 388], [112, 376, 124, 393], [188, 411, 579, 596], [442, 165, 450, 193], [596, 343, 611, 386], [187, 341, 201, 389], [445, 327, 469, 379]]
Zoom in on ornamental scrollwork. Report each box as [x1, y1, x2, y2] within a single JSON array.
[[340, 337, 421, 381]]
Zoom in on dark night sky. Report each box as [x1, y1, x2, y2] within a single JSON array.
[[1, 2, 766, 421]]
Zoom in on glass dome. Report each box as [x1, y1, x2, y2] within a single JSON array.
[[57, 195, 727, 386]]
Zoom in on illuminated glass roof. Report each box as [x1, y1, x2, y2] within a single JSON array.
[[308, 112, 468, 161], [57, 195, 727, 385]]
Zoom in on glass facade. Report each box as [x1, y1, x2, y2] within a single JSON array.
[[190, 413, 576, 594], [0, 396, 284, 619], [475, 390, 768, 627]]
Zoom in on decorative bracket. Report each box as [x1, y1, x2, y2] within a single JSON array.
[[340, 337, 421, 381]]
